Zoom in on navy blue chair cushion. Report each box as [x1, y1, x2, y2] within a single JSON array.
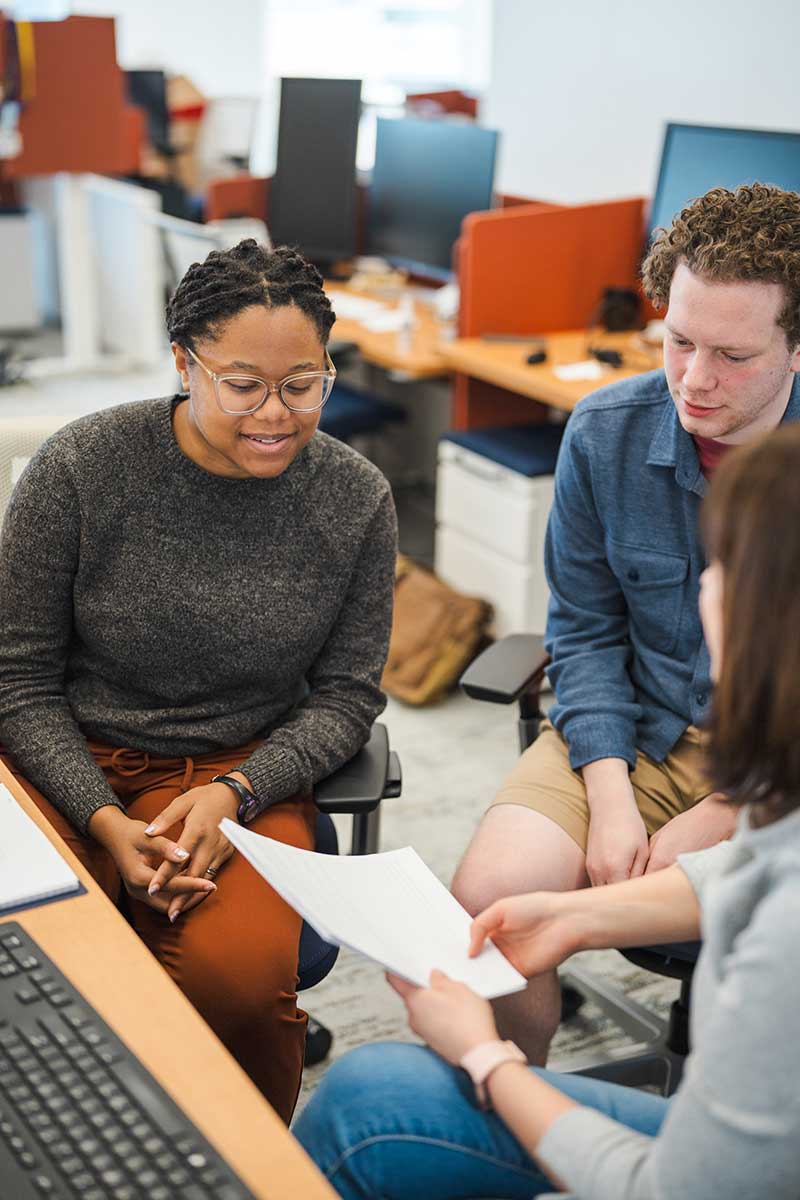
[[441, 423, 565, 477], [297, 811, 340, 991], [319, 383, 406, 442]]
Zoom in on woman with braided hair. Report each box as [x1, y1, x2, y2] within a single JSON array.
[[0, 240, 397, 1121]]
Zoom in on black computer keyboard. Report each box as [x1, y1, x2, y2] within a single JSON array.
[[0, 922, 257, 1199]]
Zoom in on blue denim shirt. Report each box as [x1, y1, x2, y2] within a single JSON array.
[[545, 368, 800, 771]]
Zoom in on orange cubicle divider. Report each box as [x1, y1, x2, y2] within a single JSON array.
[[453, 196, 646, 429], [1, 15, 135, 178]]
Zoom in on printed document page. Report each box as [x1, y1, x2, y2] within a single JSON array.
[[0, 784, 81, 912], [220, 820, 526, 999]]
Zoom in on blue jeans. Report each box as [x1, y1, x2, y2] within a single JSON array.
[[294, 1042, 671, 1199]]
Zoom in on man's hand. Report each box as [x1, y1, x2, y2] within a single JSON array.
[[645, 793, 736, 874], [583, 758, 649, 886]]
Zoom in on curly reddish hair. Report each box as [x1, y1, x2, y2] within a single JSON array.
[[642, 183, 800, 346]]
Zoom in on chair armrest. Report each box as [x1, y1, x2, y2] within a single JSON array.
[[459, 634, 549, 705], [314, 724, 400, 815]]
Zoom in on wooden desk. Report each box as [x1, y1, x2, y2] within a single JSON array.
[[0, 763, 336, 1200], [441, 331, 666, 429], [327, 284, 448, 379], [441, 330, 663, 420]]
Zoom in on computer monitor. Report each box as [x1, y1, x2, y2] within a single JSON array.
[[126, 70, 170, 153], [649, 122, 800, 240], [268, 77, 361, 265], [369, 116, 498, 281]]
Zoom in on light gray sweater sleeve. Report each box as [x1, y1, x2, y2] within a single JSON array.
[[536, 887, 800, 1199]]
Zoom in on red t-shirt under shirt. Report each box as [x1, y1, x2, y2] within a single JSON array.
[[693, 434, 734, 477]]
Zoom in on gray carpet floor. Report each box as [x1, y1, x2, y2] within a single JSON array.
[[295, 690, 678, 1116]]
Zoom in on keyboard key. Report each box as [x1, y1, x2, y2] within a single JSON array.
[[99, 1167, 126, 1187], [111, 1060, 186, 1136], [10, 949, 40, 970], [0, 933, 22, 948], [14, 985, 40, 1004], [51, 991, 76, 1009], [31, 1173, 57, 1194], [60, 1154, 85, 1176]]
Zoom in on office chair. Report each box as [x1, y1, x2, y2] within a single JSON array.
[[460, 635, 696, 1097], [300, 724, 403, 1065], [319, 381, 406, 446]]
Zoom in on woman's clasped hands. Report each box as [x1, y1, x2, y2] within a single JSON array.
[[89, 780, 242, 921]]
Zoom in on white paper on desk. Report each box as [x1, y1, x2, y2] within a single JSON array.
[[220, 819, 526, 999], [552, 361, 605, 382], [362, 310, 408, 334], [0, 784, 81, 912]]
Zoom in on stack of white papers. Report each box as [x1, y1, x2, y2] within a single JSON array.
[[0, 784, 81, 912], [220, 820, 526, 999]]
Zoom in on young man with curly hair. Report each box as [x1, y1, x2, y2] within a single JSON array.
[[450, 183, 800, 1064]]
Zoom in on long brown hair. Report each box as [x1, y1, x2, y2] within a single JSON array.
[[702, 424, 800, 820]]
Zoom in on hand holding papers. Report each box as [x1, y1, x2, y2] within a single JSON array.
[[220, 819, 526, 1000], [0, 784, 81, 913]]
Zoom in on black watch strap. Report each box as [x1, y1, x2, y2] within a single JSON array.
[[211, 774, 259, 825]]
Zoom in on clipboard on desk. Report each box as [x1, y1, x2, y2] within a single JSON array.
[[0, 784, 85, 915]]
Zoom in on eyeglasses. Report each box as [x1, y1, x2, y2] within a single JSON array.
[[184, 345, 337, 415]]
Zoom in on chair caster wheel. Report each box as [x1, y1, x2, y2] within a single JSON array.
[[305, 1015, 334, 1066], [560, 983, 586, 1022]]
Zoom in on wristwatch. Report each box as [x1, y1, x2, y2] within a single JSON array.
[[459, 1040, 527, 1111], [211, 773, 259, 825]]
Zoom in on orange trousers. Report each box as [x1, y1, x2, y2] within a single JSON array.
[[1, 741, 315, 1125]]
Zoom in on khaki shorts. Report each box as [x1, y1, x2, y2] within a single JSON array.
[[490, 718, 711, 852]]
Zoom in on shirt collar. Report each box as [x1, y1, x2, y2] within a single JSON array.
[[647, 371, 800, 500]]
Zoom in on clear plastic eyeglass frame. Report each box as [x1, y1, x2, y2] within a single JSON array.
[[184, 344, 337, 414]]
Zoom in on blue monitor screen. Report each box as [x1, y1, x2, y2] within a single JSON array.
[[649, 122, 800, 240], [369, 116, 498, 279]]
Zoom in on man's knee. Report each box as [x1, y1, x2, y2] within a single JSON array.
[[452, 805, 587, 916]]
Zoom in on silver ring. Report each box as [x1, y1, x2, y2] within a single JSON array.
[[205, 866, 219, 880]]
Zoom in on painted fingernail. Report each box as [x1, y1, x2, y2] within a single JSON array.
[[145, 824, 157, 834], [174, 848, 189, 859], [169, 911, 180, 923], [148, 882, 160, 896]]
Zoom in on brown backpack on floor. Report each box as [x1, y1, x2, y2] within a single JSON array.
[[381, 555, 493, 705]]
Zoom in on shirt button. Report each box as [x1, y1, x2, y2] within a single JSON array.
[[627, 568, 640, 582], [696, 692, 707, 707]]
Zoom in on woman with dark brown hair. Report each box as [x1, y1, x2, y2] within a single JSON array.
[[295, 425, 800, 1198]]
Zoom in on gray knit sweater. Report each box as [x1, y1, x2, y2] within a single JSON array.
[[0, 397, 397, 834], [538, 805, 800, 1199]]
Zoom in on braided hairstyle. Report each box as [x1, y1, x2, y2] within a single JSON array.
[[166, 240, 336, 349]]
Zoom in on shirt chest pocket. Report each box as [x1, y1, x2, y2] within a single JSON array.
[[606, 538, 690, 656]]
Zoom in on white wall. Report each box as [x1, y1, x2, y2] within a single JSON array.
[[73, 1, 264, 96], [484, 0, 800, 204]]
